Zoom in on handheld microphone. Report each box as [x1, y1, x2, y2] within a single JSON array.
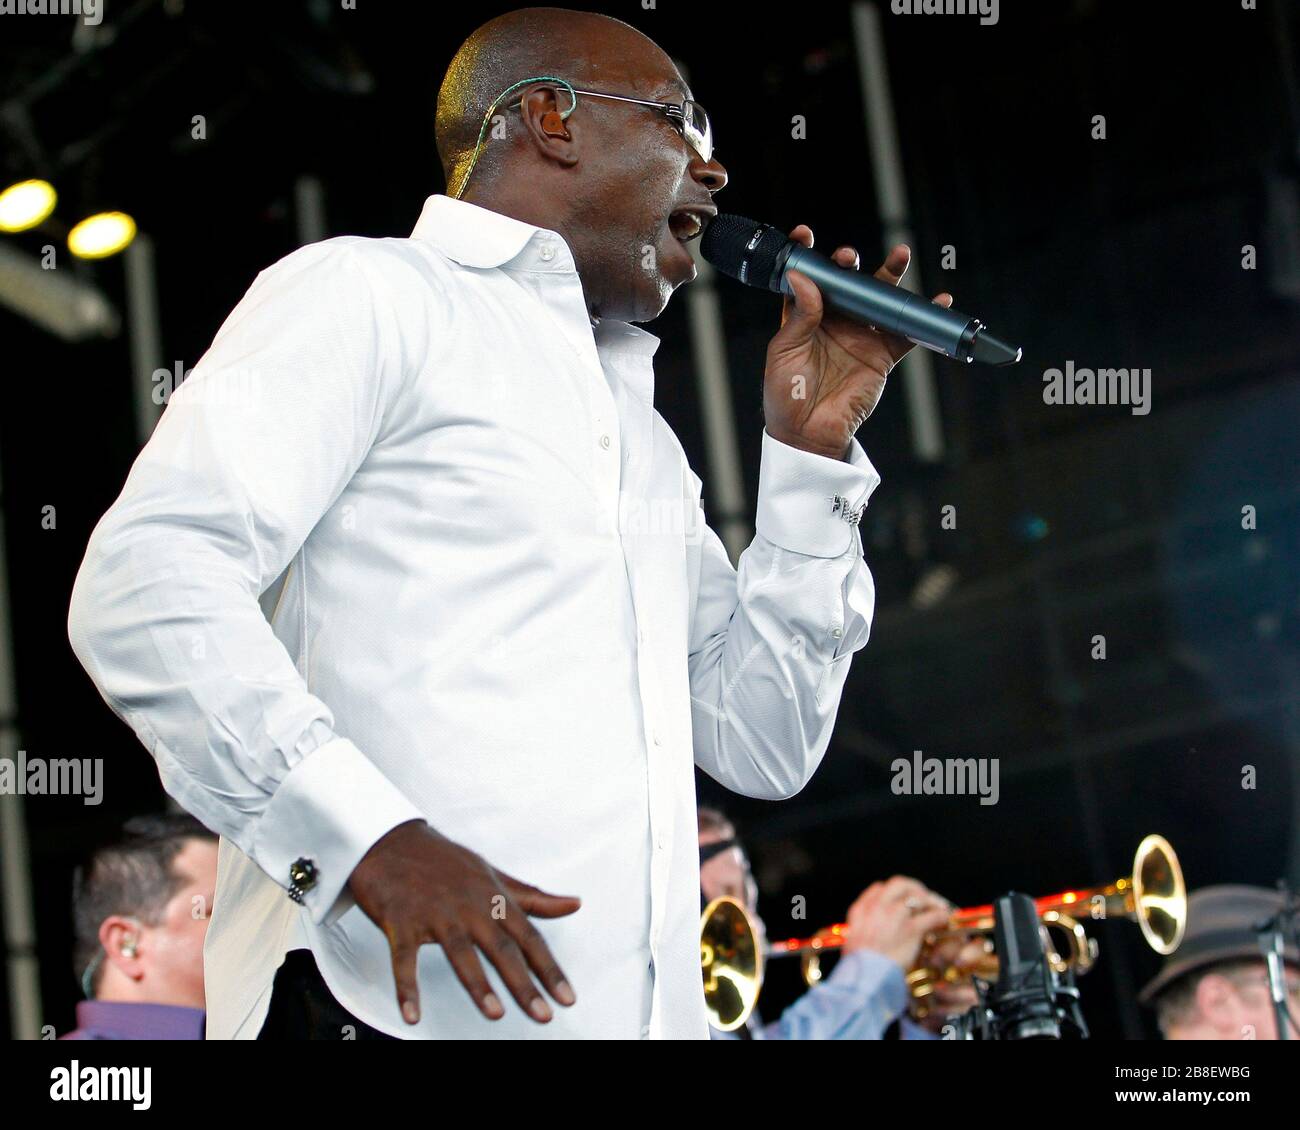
[[699, 214, 1023, 366]]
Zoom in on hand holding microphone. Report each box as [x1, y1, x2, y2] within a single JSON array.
[[700, 215, 1021, 462]]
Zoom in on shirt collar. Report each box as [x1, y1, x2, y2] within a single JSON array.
[[410, 194, 547, 269], [73, 1000, 206, 1040], [410, 194, 661, 362]]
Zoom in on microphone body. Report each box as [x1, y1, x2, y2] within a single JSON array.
[[700, 214, 1022, 367], [988, 891, 1063, 1040]]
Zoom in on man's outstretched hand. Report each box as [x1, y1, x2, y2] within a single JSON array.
[[347, 820, 581, 1025]]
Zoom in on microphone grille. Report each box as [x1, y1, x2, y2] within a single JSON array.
[[699, 213, 786, 292]]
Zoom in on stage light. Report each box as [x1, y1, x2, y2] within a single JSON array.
[[0, 179, 58, 232], [0, 242, 120, 341], [68, 210, 136, 259]]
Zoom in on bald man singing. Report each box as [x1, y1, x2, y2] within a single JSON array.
[[69, 8, 951, 1039]]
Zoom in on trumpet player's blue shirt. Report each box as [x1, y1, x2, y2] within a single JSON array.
[[714, 950, 935, 1040]]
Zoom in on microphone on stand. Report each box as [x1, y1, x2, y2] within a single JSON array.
[[945, 892, 1088, 1040], [699, 213, 1023, 367]]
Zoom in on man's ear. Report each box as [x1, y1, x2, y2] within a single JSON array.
[[99, 916, 145, 982], [1194, 972, 1236, 1026], [519, 86, 579, 169]]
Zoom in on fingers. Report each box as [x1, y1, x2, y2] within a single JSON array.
[[775, 226, 825, 342], [389, 933, 425, 1026], [473, 920, 556, 1023], [877, 878, 950, 938], [784, 228, 927, 294], [389, 887, 579, 1026], [501, 874, 582, 919], [778, 268, 825, 341], [497, 874, 581, 1008], [911, 905, 953, 936], [438, 925, 506, 1021], [355, 827, 582, 1028], [778, 228, 941, 359], [874, 244, 911, 285], [497, 894, 577, 1005], [832, 245, 861, 270], [394, 921, 511, 1025], [878, 875, 931, 904], [787, 222, 863, 270], [404, 901, 575, 1026]]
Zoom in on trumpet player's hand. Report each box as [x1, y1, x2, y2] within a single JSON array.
[[915, 937, 987, 1034], [840, 877, 951, 972], [347, 819, 581, 1025]]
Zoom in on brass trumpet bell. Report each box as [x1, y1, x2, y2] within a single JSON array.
[[700, 896, 763, 1032]]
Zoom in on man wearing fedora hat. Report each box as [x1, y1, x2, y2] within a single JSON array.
[[1140, 885, 1300, 1040]]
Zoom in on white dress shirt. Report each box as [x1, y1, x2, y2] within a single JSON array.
[[68, 194, 879, 1039]]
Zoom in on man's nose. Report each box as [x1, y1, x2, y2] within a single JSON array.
[[691, 152, 728, 193]]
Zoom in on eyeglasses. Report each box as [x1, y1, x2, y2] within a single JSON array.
[[565, 87, 714, 165], [453, 75, 714, 199]]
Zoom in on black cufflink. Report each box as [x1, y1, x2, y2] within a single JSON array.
[[288, 857, 318, 905]]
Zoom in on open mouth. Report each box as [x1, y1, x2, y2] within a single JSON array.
[[668, 204, 716, 244]]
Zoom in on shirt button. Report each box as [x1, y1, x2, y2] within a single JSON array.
[[831, 627, 843, 639], [539, 243, 556, 262], [600, 434, 611, 449]]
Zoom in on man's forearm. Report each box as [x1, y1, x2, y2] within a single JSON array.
[[689, 430, 880, 798]]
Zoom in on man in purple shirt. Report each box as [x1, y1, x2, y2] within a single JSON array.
[[63, 814, 217, 1040]]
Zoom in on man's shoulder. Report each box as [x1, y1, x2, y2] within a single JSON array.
[[253, 235, 455, 303]]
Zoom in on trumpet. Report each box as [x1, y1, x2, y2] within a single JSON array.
[[701, 834, 1185, 1031]]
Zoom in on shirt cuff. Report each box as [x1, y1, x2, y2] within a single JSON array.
[[250, 737, 425, 927], [755, 429, 881, 558]]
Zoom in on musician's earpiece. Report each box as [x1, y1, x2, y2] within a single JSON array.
[[542, 111, 565, 134]]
